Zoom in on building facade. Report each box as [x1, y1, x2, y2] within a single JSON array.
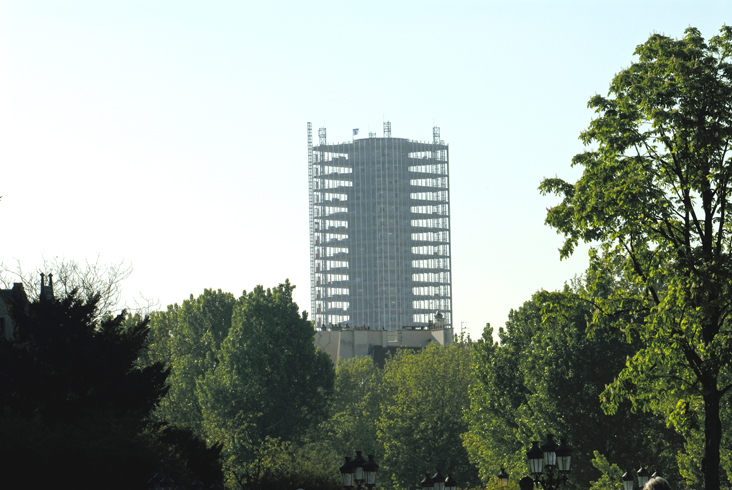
[[314, 324, 454, 366], [308, 122, 452, 331]]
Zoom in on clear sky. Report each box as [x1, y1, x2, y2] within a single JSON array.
[[0, 1, 728, 340]]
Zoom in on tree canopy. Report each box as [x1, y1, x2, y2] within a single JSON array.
[[539, 26, 732, 490], [377, 342, 479, 489], [0, 291, 222, 488], [465, 289, 682, 489], [145, 282, 335, 487]]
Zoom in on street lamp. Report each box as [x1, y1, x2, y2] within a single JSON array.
[[622, 470, 635, 490], [622, 467, 654, 489], [497, 468, 509, 487], [421, 472, 434, 489], [341, 456, 355, 489], [341, 453, 379, 490], [432, 470, 446, 490], [147, 473, 175, 490], [637, 467, 651, 488], [363, 454, 380, 489], [524, 434, 572, 490], [445, 473, 458, 490], [352, 451, 367, 487]]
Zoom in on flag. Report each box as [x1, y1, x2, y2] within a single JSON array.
[[353, 128, 359, 136]]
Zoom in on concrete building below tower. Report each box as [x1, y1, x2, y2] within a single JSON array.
[[315, 324, 453, 367]]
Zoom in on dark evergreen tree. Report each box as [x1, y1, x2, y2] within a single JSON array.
[[0, 290, 222, 488]]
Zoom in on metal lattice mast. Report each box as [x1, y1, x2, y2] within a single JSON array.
[[307, 122, 315, 320]]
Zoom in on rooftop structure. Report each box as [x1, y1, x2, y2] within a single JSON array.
[[308, 122, 452, 331]]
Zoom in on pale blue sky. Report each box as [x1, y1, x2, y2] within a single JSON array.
[[0, 1, 728, 339]]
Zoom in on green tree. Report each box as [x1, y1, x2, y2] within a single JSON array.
[[539, 26, 732, 490], [316, 356, 383, 459], [196, 281, 335, 472], [377, 342, 479, 489], [0, 291, 222, 488], [465, 289, 681, 488], [146, 289, 237, 430]]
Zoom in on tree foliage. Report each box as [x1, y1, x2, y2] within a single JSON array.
[[465, 289, 681, 489], [0, 291, 221, 488], [539, 26, 732, 490], [145, 282, 335, 486], [146, 288, 236, 430], [198, 282, 335, 460], [377, 342, 479, 489], [316, 356, 382, 459]]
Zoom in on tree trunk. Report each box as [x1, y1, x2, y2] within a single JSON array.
[[704, 390, 722, 490]]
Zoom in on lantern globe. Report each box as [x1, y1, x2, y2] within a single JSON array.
[[340, 456, 354, 488], [519, 476, 534, 490], [352, 451, 367, 484], [541, 434, 559, 467], [445, 473, 458, 490], [160, 476, 175, 490], [555, 438, 572, 473], [637, 467, 650, 488], [432, 470, 446, 490], [622, 470, 635, 490], [527, 441, 544, 475], [497, 467, 509, 487], [421, 472, 434, 489], [363, 454, 379, 486]]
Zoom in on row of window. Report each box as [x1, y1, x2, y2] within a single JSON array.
[[408, 163, 448, 175], [412, 272, 451, 283], [412, 245, 450, 256], [327, 261, 349, 270], [328, 301, 349, 311], [324, 233, 348, 242], [410, 191, 449, 202], [312, 192, 349, 203], [413, 299, 452, 310], [321, 165, 353, 175], [413, 285, 451, 296], [412, 231, 450, 243], [411, 218, 449, 229], [411, 204, 449, 215], [325, 246, 348, 256], [410, 178, 448, 188], [412, 258, 450, 269], [325, 220, 348, 229]]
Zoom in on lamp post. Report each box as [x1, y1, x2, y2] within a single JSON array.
[[445, 473, 458, 490], [421, 472, 434, 489], [363, 454, 380, 489], [524, 434, 572, 490], [147, 473, 175, 490], [352, 451, 367, 488], [497, 468, 509, 487], [341, 453, 379, 490], [341, 456, 355, 489], [432, 470, 446, 490], [622, 466, 654, 489]]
